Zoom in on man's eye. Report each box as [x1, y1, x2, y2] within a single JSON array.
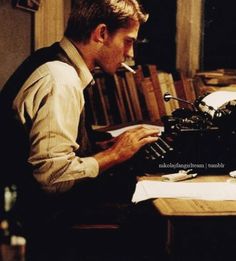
[[125, 39, 134, 46]]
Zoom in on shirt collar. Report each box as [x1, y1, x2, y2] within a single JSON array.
[[59, 37, 94, 89]]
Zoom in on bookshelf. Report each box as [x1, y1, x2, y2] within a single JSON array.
[[87, 65, 197, 129]]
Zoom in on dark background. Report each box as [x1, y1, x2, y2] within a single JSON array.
[[136, 0, 177, 74], [137, 0, 236, 73], [0, 0, 32, 90], [1, 0, 236, 90], [203, 0, 236, 70]]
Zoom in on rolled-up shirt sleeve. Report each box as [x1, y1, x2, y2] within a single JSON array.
[[13, 62, 99, 193]]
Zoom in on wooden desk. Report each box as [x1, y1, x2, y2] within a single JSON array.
[[141, 174, 236, 259], [153, 174, 236, 217]]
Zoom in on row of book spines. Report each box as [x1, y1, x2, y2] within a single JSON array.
[[87, 65, 197, 126], [136, 65, 196, 121], [88, 71, 145, 126], [144, 65, 179, 119]]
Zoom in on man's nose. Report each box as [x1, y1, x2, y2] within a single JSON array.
[[125, 46, 134, 60]]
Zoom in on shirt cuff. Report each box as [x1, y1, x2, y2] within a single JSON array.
[[80, 156, 99, 178]]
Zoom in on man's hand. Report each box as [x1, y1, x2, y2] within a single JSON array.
[[94, 125, 160, 173]]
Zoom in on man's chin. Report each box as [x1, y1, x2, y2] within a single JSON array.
[[98, 64, 118, 75], [105, 68, 117, 75], [110, 66, 120, 74]]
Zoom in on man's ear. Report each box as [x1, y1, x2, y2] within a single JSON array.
[[92, 24, 108, 43]]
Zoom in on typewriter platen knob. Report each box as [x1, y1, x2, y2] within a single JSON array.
[[164, 92, 172, 102]]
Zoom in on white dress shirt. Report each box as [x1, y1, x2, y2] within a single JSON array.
[[13, 37, 99, 193]]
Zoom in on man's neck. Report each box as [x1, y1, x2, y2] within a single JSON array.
[[72, 40, 96, 71]]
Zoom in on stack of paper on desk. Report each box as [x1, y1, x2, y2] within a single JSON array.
[[107, 124, 163, 137], [132, 180, 236, 203]]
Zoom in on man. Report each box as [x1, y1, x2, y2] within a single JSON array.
[[1, 0, 160, 260]]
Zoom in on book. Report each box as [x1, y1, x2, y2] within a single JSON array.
[[194, 69, 236, 97], [148, 64, 166, 117], [103, 74, 123, 124], [196, 69, 236, 86], [174, 79, 190, 108], [95, 77, 110, 125], [157, 71, 173, 116], [140, 77, 160, 121], [90, 81, 107, 125], [180, 72, 196, 103], [124, 71, 143, 121], [119, 74, 135, 122], [113, 73, 128, 123], [134, 65, 149, 120], [84, 84, 98, 126], [164, 73, 179, 111], [193, 74, 236, 96]]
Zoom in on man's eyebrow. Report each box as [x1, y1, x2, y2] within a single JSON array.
[[126, 36, 137, 42]]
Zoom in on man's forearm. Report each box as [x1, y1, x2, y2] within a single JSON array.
[[94, 147, 121, 173]]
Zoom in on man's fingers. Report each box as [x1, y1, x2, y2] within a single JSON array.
[[126, 125, 159, 133], [128, 126, 159, 141], [138, 136, 159, 147]]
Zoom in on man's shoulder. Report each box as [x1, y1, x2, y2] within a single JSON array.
[[39, 61, 79, 85]]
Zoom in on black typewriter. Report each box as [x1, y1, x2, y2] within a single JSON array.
[[135, 91, 236, 174]]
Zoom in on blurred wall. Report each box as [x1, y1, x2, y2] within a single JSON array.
[[0, 0, 32, 90]]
